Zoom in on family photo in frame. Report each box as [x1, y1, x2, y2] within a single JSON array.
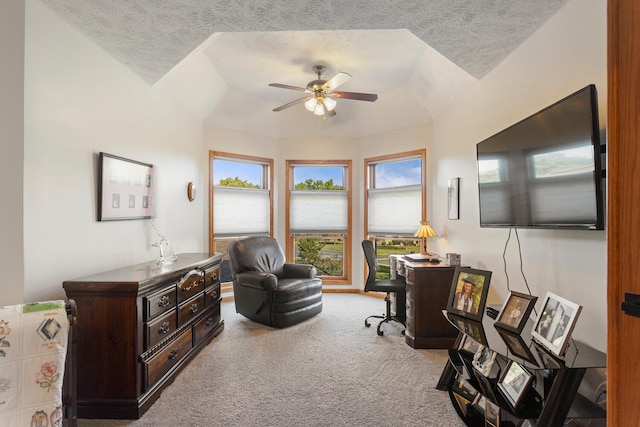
[[497, 360, 534, 409], [446, 267, 492, 322], [494, 291, 538, 334], [531, 292, 582, 357]]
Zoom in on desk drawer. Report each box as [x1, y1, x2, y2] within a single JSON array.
[[204, 284, 220, 307], [146, 309, 177, 348], [193, 305, 221, 346], [177, 269, 205, 303], [203, 266, 220, 288], [179, 293, 205, 325], [145, 285, 176, 321], [144, 328, 192, 390]]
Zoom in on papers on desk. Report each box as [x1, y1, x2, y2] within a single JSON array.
[[403, 253, 440, 262]]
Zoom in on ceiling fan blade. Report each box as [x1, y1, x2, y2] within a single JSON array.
[[322, 72, 352, 92], [269, 83, 310, 92], [331, 91, 378, 102], [273, 96, 311, 112]]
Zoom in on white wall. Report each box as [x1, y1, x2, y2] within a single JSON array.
[[430, 0, 607, 351], [0, 0, 25, 305], [20, 0, 206, 303]]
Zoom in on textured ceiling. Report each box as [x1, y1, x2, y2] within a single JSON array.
[[40, 0, 570, 138]]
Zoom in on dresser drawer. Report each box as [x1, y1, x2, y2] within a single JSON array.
[[177, 269, 205, 303], [145, 285, 177, 321], [193, 305, 222, 346], [144, 329, 193, 390], [203, 266, 220, 287], [146, 309, 178, 349], [179, 293, 205, 325], [204, 284, 220, 307]]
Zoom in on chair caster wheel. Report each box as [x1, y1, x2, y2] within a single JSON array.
[[365, 320, 371, 328], [377, 330, 384, 336], [401, 330, 405, 336]]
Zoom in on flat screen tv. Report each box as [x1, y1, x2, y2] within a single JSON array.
[[476, 84, 604, 230]]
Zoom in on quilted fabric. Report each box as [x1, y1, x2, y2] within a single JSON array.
[[0, 301, 69, 427]]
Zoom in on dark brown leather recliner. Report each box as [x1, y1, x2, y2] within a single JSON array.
[[228, 236, 323, 327]]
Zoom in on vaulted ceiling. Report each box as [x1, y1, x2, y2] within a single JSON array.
[[40, 0, 569, 138]]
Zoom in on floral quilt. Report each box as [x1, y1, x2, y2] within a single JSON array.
[[0, 300, 69, 427]]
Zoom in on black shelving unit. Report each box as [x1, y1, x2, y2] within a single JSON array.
[[437, 309, 606, 427]]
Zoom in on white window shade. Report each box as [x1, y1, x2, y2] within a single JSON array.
[[368, 186, 422, 235], [213, 187, 270, 237], [290, 190, 348, 234]]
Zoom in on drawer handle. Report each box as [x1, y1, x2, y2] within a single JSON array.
[[168, 349, 178, 360], [158, 322, 170, 334], [182, 280, 202, 293], [190, 303, 199, 314], [211, 290, 218, 299], [157, 296, 170, 307], [206, 317, 214, 326]]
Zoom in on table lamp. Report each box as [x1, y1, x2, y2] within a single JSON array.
[[414, 221, 438, 256]]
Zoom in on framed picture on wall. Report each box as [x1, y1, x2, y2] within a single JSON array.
[[494, 291, 538, 334], [531, 292, 582, 357], [98, 152, 154, 221], [446, 267, 492, 322], [448, 177, 460, 220]]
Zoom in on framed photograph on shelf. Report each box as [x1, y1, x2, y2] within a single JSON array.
[[98, 152, 154, 221], [459, 334, 483, 356], [485, 399, 500, 427], [446, 267, 492, 322], [531, 292, 582, 357], [448, 177, 460, 220], [497, 360, 534, 409], [448, 312, 488, 346], [494, 291, 538, 334], [452, 376, 478, 403], [472, 345, 497, 377], [496, 328, 538, 365]]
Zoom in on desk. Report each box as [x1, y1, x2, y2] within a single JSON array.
[[400, 259, 459, 349]]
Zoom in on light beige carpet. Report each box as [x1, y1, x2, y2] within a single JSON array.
[[77, 293, 465, 427]]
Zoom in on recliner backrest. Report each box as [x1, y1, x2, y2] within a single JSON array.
[[228, 236, 286, 276], [362, 240, 378, 291]]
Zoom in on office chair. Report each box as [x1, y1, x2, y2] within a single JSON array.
[[362, 239, 406, 336]]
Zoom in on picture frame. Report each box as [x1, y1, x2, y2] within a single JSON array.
[[458, 334, 483, 356], [472, 345, 497, 377], [446, 267, 492, 322], [496, 328, 538, 365], [494, 291, 538, 334], [98, 152, 154, 221], [448, 177, 460, 220], [452, 376, 478, 403], [497, 360, 534, 409], [484, 398, 500, 427], [531, 292, 582, 357]]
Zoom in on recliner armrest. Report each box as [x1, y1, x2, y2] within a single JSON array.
[[282, 263, 317, 279], [235, 271, 278, 290]]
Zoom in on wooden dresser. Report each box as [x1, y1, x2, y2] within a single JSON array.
[[63, 253, 224, 419], [403, 261, 459, 349]]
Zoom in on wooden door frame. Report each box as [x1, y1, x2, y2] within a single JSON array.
[[607, 0, 640, 425]]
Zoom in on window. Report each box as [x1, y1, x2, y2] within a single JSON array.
[[365, 150, 426, 279], [209, 151, 273, 261], [286, 160, 352, 284]]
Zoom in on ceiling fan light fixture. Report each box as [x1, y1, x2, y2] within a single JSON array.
[[313, 103, 325, 116], [304, 98, 317, 112], [323, 97, 336, 111]]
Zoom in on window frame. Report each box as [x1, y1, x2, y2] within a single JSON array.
[[209, 151, 274, 255], [364, 149, 427, 239], [286, 159, 352, 285]]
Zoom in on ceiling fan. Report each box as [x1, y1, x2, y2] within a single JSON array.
[[269, 65, 378, 118]]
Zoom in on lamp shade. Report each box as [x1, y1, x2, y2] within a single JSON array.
[[414, 221, 438, 238]]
